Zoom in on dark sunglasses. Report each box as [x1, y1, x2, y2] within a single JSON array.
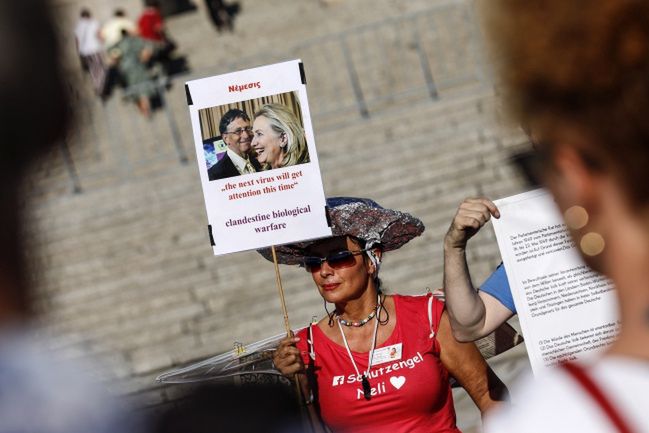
[[509, 141, 550, 188], [303, 248, 370, 272]]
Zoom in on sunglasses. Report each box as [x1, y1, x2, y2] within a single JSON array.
[[303, 248, 370, 272], [509, 139, 552, 188]]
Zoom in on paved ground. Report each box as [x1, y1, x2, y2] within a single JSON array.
[[31, 0, 532, 430]]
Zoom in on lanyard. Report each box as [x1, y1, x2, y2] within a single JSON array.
[[337, 295, 381, 400]]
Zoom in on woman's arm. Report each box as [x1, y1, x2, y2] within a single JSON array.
[[437, 310, 509, 414], [444, 198, 510, 341]]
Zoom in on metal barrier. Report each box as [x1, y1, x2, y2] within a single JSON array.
[[56, 0, 489, 194]]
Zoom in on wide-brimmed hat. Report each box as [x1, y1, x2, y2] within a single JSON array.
[[258, 197, 425, 265]]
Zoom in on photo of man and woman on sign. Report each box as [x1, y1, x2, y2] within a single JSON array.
[[198, 91, 310, 181]]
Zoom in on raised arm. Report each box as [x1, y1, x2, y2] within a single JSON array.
[[443, 198, 512, 341], [437, 310, 509, 414]]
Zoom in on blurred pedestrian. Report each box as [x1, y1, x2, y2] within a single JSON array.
[[204, 0, 239, 33], [138, 0, 165, 43], [101, 9, 137, 49], [0, 1, 142, 432], [109, 32, 157, 117], [137, 0, 179, 76], [74, 8, 106, 95], [482, 0, 649, 432]]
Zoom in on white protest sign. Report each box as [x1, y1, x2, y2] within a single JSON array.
[[492, 189, 619, 374], [186, 60, 331, 255]]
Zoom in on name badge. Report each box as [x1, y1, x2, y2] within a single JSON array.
[[371, 343, 403, 366]]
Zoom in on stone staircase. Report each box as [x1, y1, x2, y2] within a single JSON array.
[[29, 0, 531, 429]]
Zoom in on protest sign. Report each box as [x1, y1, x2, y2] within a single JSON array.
[[185, 60, 332, 255], [492, 189, 619, 374]]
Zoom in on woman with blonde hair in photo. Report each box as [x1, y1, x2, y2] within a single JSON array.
[[252, 103, 310, 170]]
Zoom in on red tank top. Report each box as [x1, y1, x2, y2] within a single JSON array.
[[297, 294, 460, 433]]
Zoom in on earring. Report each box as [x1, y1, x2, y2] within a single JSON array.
[[563, 206, 605, 256]]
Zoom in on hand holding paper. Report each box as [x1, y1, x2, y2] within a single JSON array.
[[444, 197, 501, 250], [444, 197, 513, 342]]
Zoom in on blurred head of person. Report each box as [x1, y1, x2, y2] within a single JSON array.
[[252, 104, 309, 170], [152, 382, 302, 433], [485, 0, 649, 274], [219, 109, 253, 158], [0, 0, 71, 319]]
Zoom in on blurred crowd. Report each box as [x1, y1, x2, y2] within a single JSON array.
[[74, 0, 188, 117]]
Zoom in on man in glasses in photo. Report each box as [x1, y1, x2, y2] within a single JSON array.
[[208, 109, 261, 181]]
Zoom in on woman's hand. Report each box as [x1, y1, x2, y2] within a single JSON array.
[[273, 333, 304, 377]]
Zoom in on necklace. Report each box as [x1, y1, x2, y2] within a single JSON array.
[[337, 294, 382, 401], [336, 308, 377, 327]]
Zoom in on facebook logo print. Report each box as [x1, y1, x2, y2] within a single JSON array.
[[332, 376, 345, 386]]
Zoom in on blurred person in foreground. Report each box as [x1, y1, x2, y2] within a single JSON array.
[[0, 2, 140, 432], [153, 383, 301, 433], [483, 0, 649, 431], [269, 197, 506, 433]]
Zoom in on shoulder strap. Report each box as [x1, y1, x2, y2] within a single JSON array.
[[427, 294, 439, 339], [307, 322, 316, 361], [562, 362, 634, 433], [305, 322, 320, 412]]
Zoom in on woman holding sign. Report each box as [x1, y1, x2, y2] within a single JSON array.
[[266, 197, 505, 433], [482, 1, 649, 432], [252, 103, 310, 170]]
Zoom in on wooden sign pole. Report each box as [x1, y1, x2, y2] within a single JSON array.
[[270, 245, 322, 433], [270, 245, 292, 334]]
